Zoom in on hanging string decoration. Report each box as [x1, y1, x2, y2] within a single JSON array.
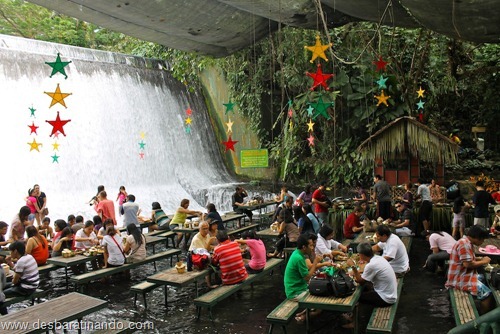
[[309, 95, 333, 120], [416, 86, 426, 122], [138, 132, 146, 159], [185, 107, 193, 134], [373, 55, 391, 108], [28, 122, 39, 135], [374, 90, 391, 107]]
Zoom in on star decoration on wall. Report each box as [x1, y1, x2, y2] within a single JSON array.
[[52, 142, 60, 151], [417, 86, 425, 98], [306, 63, 333, 91], [307, 119, 315, 132], [185, 125, 191, 134], [46, 112, 71, 137], [29, 106, 36, 117], [139, 152, 145, 159], [310, 96, 333, 120], [289, 120, 294, 131], [373, 56, 388, 72], [51, 154, 60, 163], [306, 105, 314, 117], [222, 136, 238, 152], [186, 108, 193, 116], [374, 90, 390, 107], [223, 100, 235, 114], [225, 119, 234, 133], [376, 75, 388, 89], [307, 134, 315, 146], [138, 141, 146, 149], [45, 53, 71, 79], [28, 122, 39, 135], [304, 35, 332, 63], [28, 138, 42, 152], [185, 117, 192, 125], [416, 100, 425, 109], [44, 84, 72, 108], [139, 132, 146, 139]]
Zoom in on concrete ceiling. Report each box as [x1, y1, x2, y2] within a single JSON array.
[[26, 0, 500, 57]]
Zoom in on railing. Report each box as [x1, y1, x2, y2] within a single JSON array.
[[447, 308, 500, 334]]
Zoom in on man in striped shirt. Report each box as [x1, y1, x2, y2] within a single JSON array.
[[212, 231, 248, 285], [4, 241, 39, 297]]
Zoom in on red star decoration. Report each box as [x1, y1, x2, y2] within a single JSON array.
[[139, 152, 145, 159], [46, 112, 71, 137], [28, 122, 39, 135], [288, 108, 294, 118], [222, 136, 238, 152], [306, 63, 334, 91], [186, 108, 192, 116], [418, 112, 424, 123], [373, 56, 388, 72]]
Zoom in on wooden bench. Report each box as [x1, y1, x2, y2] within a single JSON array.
[[194, 258, 283, 320], [3, 288, 48, 307], [227, 223, 260, 237], [449, 288, 479, 326], [283, 247, 295, 263], [130, 281, 160, 309], [266, 299, 299, 334], [92, 319, 135, 334], [366, 278, 404, 333], [70, 249, 181, 292], [38, 263, 58, 274]]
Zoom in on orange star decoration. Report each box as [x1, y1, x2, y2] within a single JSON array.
[[417, 86, 425, 98], [306, 63, 334, 91], [222, 136, 238, 152], [374, 90, 391, 107], [225, 119, 234, 133], [44, 83, 72, 108], [307, 134, 315, 146], [46, 112, 71, 137], [307, 119, 315, 132], [28, 138, 42, 152], [304, 35, 332, 63]]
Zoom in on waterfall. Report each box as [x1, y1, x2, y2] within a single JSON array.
[[0, 34, 240, 223]]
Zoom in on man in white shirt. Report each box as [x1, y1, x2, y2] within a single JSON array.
[[347, 242, 397, 307], [423, 231, 456, 273], [372, 225, 409, 277], [121, 194, 140, 228]]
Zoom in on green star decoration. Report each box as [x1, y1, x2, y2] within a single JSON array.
[[310, 96, 333, 120], [416, 100, 425, 109], [376, 75, 388, 89], [29, 106, 36, 117], [223, 100, 235, 114], [138, 141, 146, 150], [51, 154, 59, 163], [45, 53, 71, 79], [306, 105, 314, 117], [185, 125, 191, 134]]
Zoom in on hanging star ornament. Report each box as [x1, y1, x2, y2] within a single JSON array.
[[309, 96, 333, 120], [225, 119, 234, 133], [373, 56, 388, 72], [304, 35, 332, 63], [44, 83, 72, 108], [138, 141, 146, 150], [222, 136, 238, 152], [374, 90, 391, 107], [185, 117, 192, 125], [417, 86, 425, 98], [307, 134, 315, 146], [27, 138, 42, 152], [416, 100, 425, 109], [288, 108, 294, 118], [418, 112, 424, 122], [29, 106, 36, 117], [307, 119, 315, 132], [376, 75, 388, 89], [28, 122, 39, 135], [52, 142, 60, 151], [139, 152, 145, 159], [223, 100, 235, 114], [289, 120, 294, 131], [185, 107, 193, 116], [306, 105, 314, 117], [46, 112, 71, 137], [45, 53, 71, 79], [306, 63, 334, 91], [51, 154, 60, 163], [139, 132, 146, 139], [53, 131, 61, 139], [185, 125, 191, 134]]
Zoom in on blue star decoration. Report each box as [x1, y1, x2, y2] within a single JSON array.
[[223, 100, 235, 114], [45, 53, 72, 79], [416, 100, 425, 109], [306, 105, 314, 117], [309, 96, 333, 120], [185, 125, 191, 134], [138, 141, 146, 150], [29, 106, 36, 117], [51, 154, 59, 163], [376, 75, 388, 89]]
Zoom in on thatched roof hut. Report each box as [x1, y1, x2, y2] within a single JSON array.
[[358, 116, 459, 164]]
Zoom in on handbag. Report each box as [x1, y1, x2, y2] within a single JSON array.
[[110, 235, 128, 263], [330, 270, 356, 298], [309, 275, 333, 296]]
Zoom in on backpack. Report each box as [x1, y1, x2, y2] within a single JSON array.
[[491, 268, 500, 290]]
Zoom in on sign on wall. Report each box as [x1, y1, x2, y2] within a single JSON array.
[[241, 149, 269, 168]]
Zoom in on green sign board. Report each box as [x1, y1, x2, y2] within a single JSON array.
[[240, 149, 269, 168]]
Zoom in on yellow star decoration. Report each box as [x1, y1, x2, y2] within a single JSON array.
[[304, 35, 332, 63], [185, 117, 192, 125], [52, 142, 60, 151], [374, 90, 391, 107], [44, 83, 72, 108], [307, 119, 315, 132], [289, 120, 294, 131], [139, 132, 146, 139], [416, 86, 425, 98], [225, 119, 234, 133], [28, 138, 42, 152]]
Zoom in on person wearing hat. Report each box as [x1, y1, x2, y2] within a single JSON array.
[[491, 205, 500, 236]]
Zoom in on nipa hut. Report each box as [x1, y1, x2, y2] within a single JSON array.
[[357, 116, 459, 185]]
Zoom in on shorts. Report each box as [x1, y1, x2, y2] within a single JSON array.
[[476, 277, 492, 301], [28, 213, 36, 222], [419, 201, 433, 222], [452, 213, 465, 228]]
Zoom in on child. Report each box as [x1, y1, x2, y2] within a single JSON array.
[[37, 217, 54, 240], [116, 186, 128, 216], [452, 196, 469, 239]]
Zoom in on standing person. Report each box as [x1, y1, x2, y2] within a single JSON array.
[[452, 196, 469, 239], [472, 181, 496, 228], [121, 194, 140, 228], [296, 185, 314, 206], [10, 206, 31, 242], [212, 230, 248, 285], [204, 203, 224, 231], [347, 242, 397, 307], [3, 241, 39, 298], [116, 186, 128, 216], [343, 207, 364, 239], [415, 178, 433, 233], [423, 231, 456, 273], [446, 225, 494, 315], [123, 224, 146, 263], [169, 199, 203, 248], [25, 226, 49, 266], [311, 181, 331, 225], [33, 184, 47, 226], [232, 186, 253, 222], [236, 231, 266, 274], [188, 221, 218, 288], [372, 175, 392, 220], [372, 225, 410, 277], [25, 188, 41, 225], [89, 185, 105, 206], [94, 191, 117, 225], [149, 202, 171, 232]]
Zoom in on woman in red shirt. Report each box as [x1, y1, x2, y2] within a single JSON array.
[[25, 226, 49, 265]]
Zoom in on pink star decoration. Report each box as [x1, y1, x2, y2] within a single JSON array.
[[307, 134, 315, 146]]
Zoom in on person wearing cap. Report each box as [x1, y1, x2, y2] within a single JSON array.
[[311, 181, 331, 225], [446, 225, 494, 315], [372, 175, 392, 220], [423, 231, 456, 273], [472, 181, 496, 228]]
